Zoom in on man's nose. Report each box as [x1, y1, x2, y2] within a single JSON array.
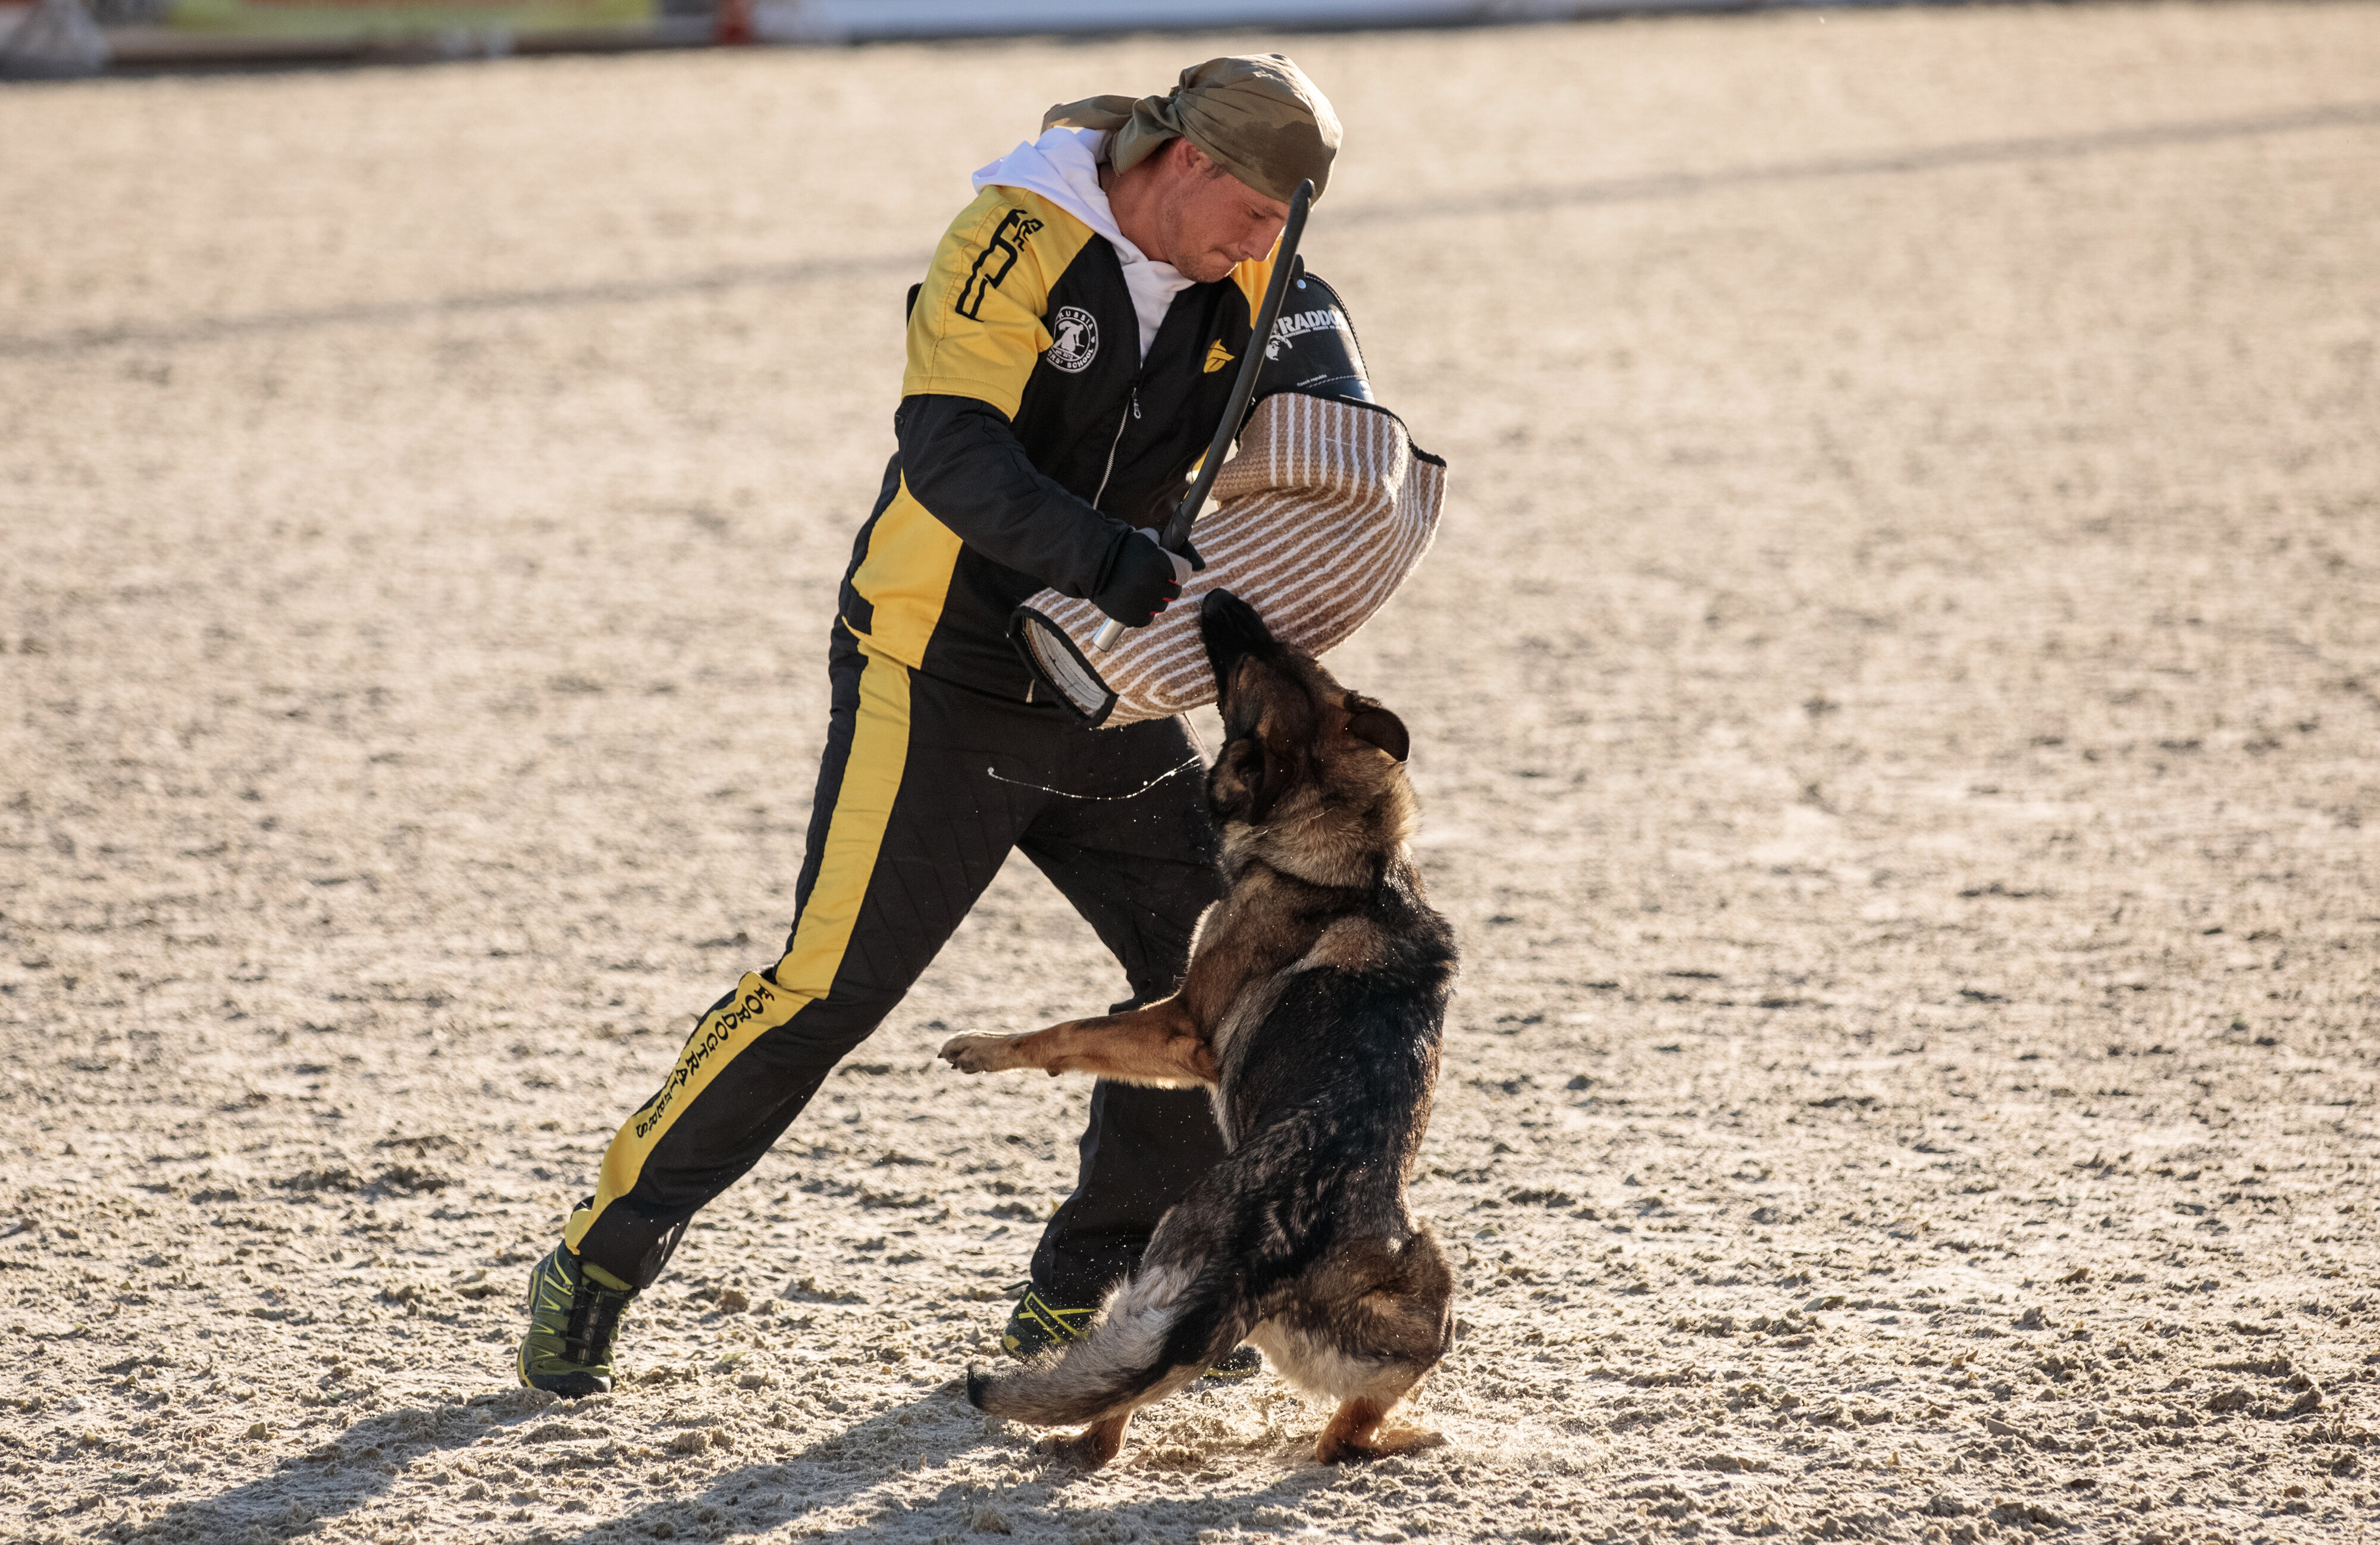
[[1236, 220, 1288, 262]]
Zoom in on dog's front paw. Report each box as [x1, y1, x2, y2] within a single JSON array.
[[940, 1032, 1030, 1074]]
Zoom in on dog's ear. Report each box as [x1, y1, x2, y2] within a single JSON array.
[[1343, 695, 1410, 764]]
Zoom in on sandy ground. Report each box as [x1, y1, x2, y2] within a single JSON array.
[[4, 5, 2379, 1541]]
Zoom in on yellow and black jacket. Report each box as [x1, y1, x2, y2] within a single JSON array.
[[838, 185, 1281, 700]]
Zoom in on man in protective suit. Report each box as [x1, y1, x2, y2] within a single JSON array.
[[516, 54, 1374, 1395]]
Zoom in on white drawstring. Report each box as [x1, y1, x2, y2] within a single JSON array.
[[985, 754, 1202, 802]]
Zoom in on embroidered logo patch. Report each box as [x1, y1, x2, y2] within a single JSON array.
[[956, 209, 1042, 321], [1203, 340, 1236, 374], [1265, 305, 1348, 361], [1045, 306, 1099, 374]]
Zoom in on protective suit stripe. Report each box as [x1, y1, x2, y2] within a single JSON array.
[[772, 644, 913, 1003], [566, 645, 914, 1251]]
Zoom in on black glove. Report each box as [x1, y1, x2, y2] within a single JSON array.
[[1092, 529, 1195, 627]]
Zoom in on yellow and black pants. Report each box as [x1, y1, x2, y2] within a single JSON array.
[[563, 623, 1227, 1302]]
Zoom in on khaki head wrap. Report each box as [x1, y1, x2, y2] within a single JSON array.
[[1043, 54, 1341, 204]]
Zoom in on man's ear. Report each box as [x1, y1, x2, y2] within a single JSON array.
[[1344, 697, 1410, 764]]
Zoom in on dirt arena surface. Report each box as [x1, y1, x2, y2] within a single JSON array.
[[4, 4, 2378, 1541]]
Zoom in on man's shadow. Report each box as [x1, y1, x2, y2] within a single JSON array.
[[133, 1389, 559, 1540], [158, 1379, 1361, 1543], [147, 1383, 991, 1541]]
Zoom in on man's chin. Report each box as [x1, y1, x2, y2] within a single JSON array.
[[1180, 254, 1238, 284]]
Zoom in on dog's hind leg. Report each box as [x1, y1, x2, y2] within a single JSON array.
[[1251, 1320, 1445, 1464], [1275, 1232, 1458, 1465], [1315, 1389, 1446, 1465], [1048, 1409, 1133, 1469]]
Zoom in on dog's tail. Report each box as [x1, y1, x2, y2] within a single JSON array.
[[967, 1259, 1250, 1427]]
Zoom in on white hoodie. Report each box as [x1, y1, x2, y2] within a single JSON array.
[[972, 127, 1195, 363]]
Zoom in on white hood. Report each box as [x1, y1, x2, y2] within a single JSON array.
[[973, 127, 1193, 362]]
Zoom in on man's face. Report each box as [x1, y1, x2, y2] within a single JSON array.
[[1151, 140, 1291, 283]]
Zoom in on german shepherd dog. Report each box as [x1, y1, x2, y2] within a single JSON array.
[[938, 589, 1459, 1469]]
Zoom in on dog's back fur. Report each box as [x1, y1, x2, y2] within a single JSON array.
[[941, 590, 1459, 1466]]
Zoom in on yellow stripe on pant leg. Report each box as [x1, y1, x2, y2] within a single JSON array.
[[566, 646, 915, 1253]]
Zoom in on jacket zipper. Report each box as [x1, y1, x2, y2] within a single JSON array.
[[1089, 387, 1141, 511], [1026, 388, 1140, 704]]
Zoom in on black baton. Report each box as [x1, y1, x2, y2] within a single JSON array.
[[1090, 178, 1316, 651]]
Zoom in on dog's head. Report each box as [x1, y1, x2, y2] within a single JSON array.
[[1200, 589, 1417, 885]]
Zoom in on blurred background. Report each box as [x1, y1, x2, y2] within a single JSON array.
[[3, 4, 2376, 1541], [8, 0, 1770, 74]]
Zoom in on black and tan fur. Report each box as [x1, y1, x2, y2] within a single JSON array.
[[940, 588, 1459, 1469]]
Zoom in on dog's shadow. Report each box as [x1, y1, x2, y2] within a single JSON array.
[[533, 1384, 995, 1544], [533, 1382, 1392, 1545]]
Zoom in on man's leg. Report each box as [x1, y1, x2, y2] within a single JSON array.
[[521, 634, 1038, 1392], [1015, 713, 1229, 1313]]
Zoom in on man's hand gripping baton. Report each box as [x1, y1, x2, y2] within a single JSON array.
[[1090, 178, 1316, 652]]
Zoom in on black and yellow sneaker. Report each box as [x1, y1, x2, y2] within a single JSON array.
[[516, 1245, 637, 1397], [1001, 1283, 1095, 1360], [1001, 1283, 1263, 1380], [1202, 1345, 1264, 1380]]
